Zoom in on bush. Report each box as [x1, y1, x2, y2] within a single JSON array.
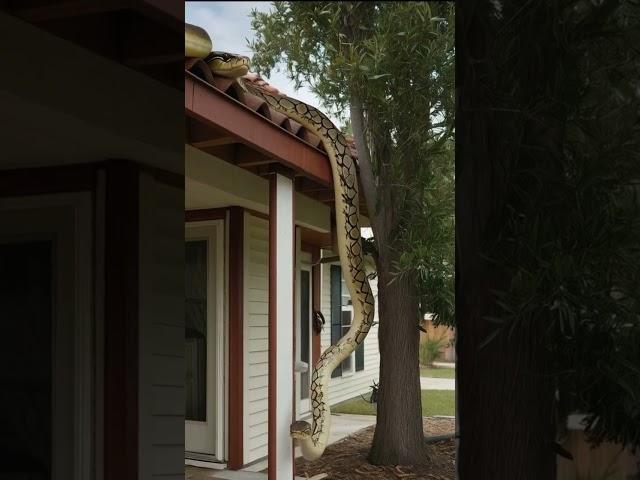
[[419, 334, 449, 367]]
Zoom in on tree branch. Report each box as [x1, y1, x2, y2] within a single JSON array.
[[350, 97, 382, 236]]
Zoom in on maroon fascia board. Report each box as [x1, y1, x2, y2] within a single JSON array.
[[185, 72, 333, 187]]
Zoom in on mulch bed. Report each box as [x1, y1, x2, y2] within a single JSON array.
[[294, 417, 456, 480]]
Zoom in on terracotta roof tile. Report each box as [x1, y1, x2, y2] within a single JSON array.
[[242, 72, 359, 158], [242, 72, 281, 95]]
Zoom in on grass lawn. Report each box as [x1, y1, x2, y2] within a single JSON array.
[[420, 366, 455, 379], [332, 389, 455, 417]]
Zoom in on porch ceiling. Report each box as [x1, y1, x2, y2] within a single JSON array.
[[185, 145, 332, 236]]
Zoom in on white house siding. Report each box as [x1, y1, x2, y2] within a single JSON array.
[[320, 251, 380, 406], [243, 213, 270, 464], [138, 173, 185, 480]]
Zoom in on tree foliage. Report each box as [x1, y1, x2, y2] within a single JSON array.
[[250, 1, 455, 325], [481, 0, 640, 450]]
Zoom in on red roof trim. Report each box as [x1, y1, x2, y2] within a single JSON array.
[[185, 72, 333, 186]]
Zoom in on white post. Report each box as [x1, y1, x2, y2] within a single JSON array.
[[268, 172, 295, 480]]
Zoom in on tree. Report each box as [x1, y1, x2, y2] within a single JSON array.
[[250, 1, 454, 465], [457, 0, 640, 477]]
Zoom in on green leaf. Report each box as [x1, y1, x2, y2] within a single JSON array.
[[478, 329, 502, 351], [368, 73, 391, 80]]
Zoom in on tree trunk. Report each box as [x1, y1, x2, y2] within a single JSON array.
[[369, 261, 424, 465], [456, 285, 557, 478], [456, 1, 562, 478]]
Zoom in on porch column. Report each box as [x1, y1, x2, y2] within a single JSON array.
[[268, 171, 295, 480]]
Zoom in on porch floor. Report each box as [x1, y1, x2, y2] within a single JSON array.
[[186, 413, 377, 480], [186, 467, 307, 480]]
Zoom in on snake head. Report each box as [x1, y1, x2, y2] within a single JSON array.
[[205, 51, 250, 78], [290, 420, 312, 439]]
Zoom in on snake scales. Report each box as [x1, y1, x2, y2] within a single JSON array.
[[186, 24, 375, 461]]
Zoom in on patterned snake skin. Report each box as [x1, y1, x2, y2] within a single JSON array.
[[239, 79, 376, 460], [185, 24, 375, 461]]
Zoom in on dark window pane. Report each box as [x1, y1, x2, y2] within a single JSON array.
[[330, 265, 342, 378], [0, 241, 52, 477], [341, 323, 353, 371], [185, 240, 207, 421], [355, 341, 365, 371], [300, 270, 310, 399], [341, 310, 352, 326]]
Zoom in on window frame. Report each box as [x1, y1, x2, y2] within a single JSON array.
[[330, 264, 365, 377]]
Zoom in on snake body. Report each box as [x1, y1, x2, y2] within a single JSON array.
[[185, 24, 375, 461]]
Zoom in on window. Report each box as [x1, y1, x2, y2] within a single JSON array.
[[340, 276, 353, 372], [330, 265, 365, 377], [300, 269, 311, 400]]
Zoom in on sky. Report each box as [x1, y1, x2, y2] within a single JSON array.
[[185, 1, 343, 126], [186, 1, 372, 238]]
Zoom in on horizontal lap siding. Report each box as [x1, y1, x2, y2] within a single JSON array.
[[243, 214, 270, 464], [138, 173, 185, 479], [320, 252, 380, 406]]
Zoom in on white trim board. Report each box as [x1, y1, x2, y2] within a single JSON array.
[[272, 173, 295, 479]]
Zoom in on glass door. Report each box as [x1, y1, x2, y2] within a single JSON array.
[[185, 240, 209, 425], [296, 265, 313, 416], [185, 221, 224, 460], [0, 241, 53, 478]]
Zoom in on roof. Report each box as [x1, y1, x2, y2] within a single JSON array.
[[184, 54, 368, 222], [185, 58, 359, 161]]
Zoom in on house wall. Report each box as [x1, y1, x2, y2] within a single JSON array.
[[320, 252, 381, 406], [242, 213, 271, 464], [557, 430, 640, 479], [5, 14, 185, 476], [241, 212, 313, 465], [138, 172, 185, 480]]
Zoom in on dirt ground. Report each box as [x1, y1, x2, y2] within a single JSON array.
[[293, 417, 456, 480]]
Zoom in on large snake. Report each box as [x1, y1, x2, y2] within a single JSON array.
[[186, 24, 375, 461]]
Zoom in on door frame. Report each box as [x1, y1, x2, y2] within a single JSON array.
[[0, 192, 95, 480], [296, 261, 313, 417], [184, 220, 226, 462]]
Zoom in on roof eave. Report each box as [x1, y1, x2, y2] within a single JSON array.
[[185, 72, 333, 187]]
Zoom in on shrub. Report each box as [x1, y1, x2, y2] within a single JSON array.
[[419, 334, 449, 367]]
